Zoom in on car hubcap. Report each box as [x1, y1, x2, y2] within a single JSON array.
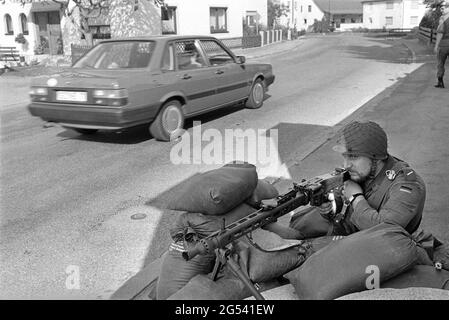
[[162, 105, 182, 134], [253, 83, 264, 105]]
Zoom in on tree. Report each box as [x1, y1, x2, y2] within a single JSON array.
[[420, 0, 445, 29], [9, 0, 165, 46], [267, 0, 288, 29]]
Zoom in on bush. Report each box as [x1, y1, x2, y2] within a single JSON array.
[[15, 33, 27, 44]]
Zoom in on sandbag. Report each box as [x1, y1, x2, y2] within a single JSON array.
[[381, 265, 449, 290], [170, 203, 257, 242], [234, 230, 307, 283], [158, 204, 257, 300], [156, 245, 216, 300], [246, 179, 279, 208], [434, 243, 449, 271], [289, 206, 333, 238], [167, 163, 258, 215], [284, 223, 418, 300], [304, 235, 346, 256], [167, 273, 252, 300]]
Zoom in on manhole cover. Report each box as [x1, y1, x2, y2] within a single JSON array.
[[131, 213, 147, 220]]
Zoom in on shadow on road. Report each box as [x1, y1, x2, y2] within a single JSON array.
[[342, 39, 413, 64]]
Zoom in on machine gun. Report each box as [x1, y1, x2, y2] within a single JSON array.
[[181, 168, 350, 300]]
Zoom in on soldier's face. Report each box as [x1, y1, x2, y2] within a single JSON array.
[[343, 154, 373, 183]]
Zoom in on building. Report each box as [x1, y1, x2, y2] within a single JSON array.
[[362, 0, 427, 29], [0, 0, 67, 59], [292, 0, 363, 31], [0, 0, 267, 61]]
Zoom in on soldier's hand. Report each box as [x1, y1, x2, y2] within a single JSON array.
[[343, 180, 363, 200]]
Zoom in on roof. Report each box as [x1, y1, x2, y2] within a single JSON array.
[[313, 0, 364, 15], [99, 35, 220, 42]]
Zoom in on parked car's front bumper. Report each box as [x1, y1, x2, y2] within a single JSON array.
[[27, 102, 159, 130]]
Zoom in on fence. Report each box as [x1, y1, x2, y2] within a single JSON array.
[[418, 26, 437, 45]]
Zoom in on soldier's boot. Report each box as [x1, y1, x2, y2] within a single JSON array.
[[435, 77, 445, 88]]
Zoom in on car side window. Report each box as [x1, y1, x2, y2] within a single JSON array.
[[199, 40, 234, 66], [161, 43, 175, 72], [175, 40, 207, 71]]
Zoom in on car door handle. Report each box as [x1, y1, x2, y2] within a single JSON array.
[[181, 74, 192, 80], [215, 70, 224, 74]]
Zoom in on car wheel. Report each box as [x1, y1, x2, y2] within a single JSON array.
[[73, 128, 99, 135], [245, 78, 265, 109], [149, 100, 185, 141]]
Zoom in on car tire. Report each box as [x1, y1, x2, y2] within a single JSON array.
[[245, 78, 265, 109], [149, 100, 185, 142], [73, 128, 99, 135]]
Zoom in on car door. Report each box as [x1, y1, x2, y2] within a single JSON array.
[[168, 40, 219, 115], [198, 39, 251, 107]]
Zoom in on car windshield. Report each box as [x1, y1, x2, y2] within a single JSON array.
[[73, 41, 156, 69]]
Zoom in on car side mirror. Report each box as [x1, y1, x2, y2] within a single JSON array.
[[236, 56, 246, 64]]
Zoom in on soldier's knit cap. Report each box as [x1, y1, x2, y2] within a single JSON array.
[[333, 121, 388, 160]]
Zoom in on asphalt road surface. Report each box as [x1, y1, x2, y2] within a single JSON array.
[[0, 34, 423, 299]]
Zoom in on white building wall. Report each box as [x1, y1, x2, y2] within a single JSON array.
[[243, 0, 268, 27], [166, 0, 267, 39], [363, 0, 426, 29], [0, 1, 37, 57], [295, 0, 325, 31]]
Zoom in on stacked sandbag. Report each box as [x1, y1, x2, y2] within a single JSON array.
[[167, 162, 258, 215], [284, 223, 418, 300], [234, 229, 308, 284], [381, 265, 449, 290], [245, 179, 279, 208], [289, 206, 334, 238], [157, 163, 283, 300], [156, 203, 258, 300], [434, 243, 449, 271]]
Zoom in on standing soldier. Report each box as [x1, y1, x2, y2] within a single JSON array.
[[434, 2, 449, 88]]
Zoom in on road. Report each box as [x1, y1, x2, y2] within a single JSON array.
[[0, 34, 423, 299]]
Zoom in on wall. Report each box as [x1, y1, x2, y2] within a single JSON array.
[[363, 0, 427, 29], [294, 0, 325, 31], [0, 1, 35, 58]]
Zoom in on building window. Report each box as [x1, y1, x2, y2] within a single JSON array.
[[210, 7, 227, 33], [162, 6, 177, 34], [341, 18, 345, 23], [411, 0, 419, 9], [385, 16, 393, 25], [81, 25, 111, 40], [301, 5, 303, 13], [20, 13, 28, 35], [4, 14, 13, 35], [308, 5, 312, 12], [369, 17, 373, 24], [246, 11, 257, 26], [386, 2, 394, 9], [351, 18, 356, 23], [304, 19, 307, 24], [410, 16, 418, 25]]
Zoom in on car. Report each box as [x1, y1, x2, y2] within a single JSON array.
[[28, 35, 275, 141]]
